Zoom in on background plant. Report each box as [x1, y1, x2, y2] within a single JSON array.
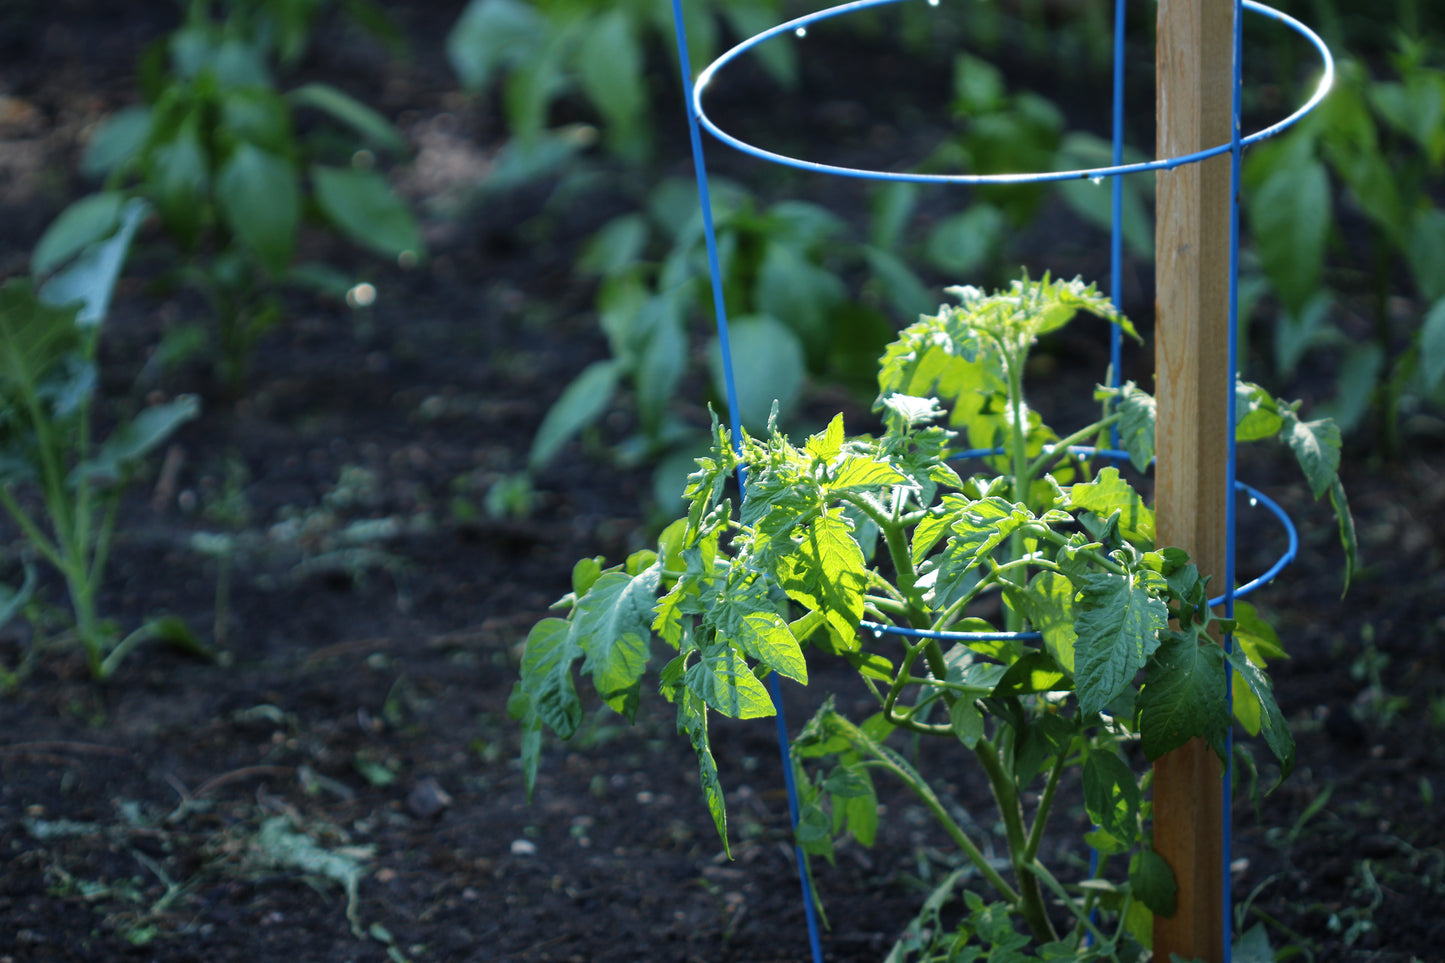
[[513, 275, 1353, 956], [1, 200, 201, 683], [447, 0, 792, 168], [62, 0, 423, 393], [1243, 27, 1445, 453]]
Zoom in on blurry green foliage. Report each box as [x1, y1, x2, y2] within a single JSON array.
[[1244, 38, 1445, 450], [59, 0, 421, 392]]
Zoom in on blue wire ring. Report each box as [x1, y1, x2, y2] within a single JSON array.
[[693, 0, 1334, 185], [857, 447, 1300, 642]]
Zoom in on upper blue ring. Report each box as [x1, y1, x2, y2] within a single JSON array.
[[693, 0, 1334, 185]]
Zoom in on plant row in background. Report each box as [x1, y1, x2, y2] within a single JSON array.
[[514, 275, 1355, 958], [443, 0, 1443, 494], [2, 0, 423, 682]]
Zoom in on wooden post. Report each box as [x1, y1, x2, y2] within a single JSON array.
[[1153, 0, 1233, 960]]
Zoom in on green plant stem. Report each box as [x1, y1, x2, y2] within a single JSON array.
[[1022, 743, 1070, 864], [974, 735, 1059, 942], [1029, 857, 1116, 952], [1025, 412, 1121, 480], [835, 715, 1021, 907]]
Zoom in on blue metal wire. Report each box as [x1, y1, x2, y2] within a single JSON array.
[[667, 5, 824, 962], [692, 0, 1333, 187], [1224, 0, 1249, 956]]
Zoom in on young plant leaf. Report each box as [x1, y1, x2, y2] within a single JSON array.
[[288, 83, 407, 154], [31, 192, 124, 279], [1281, 410, 1341, 500], [37, 197, 148, 327], [528, 359, 621, 472], [218, 144, 300, 276], [778, 510, 867, 647], [519, 617, 583, 739], [311, 164, 424, 261], [571, 567, 661, 717], [1137, 630, 1228, 761], [1225, 647, 1294, 781], [79, 395, 201, 485], [1129, 848, 1178, 918], [1064, 467, 1155, 545], [1083, 749, 1140, 844], [1073, 569, 1169, 717], [684, 647, 773, 720]]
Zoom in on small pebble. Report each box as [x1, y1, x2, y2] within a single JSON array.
[[406, 777, 453, 818], [510, 839, 537, 856]]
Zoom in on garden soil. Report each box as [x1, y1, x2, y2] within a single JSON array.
[[2, 3, 1443, 961]]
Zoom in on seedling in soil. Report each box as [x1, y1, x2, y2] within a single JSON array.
[[2, 201, 201, 682], [514, 275, 1354, 956]]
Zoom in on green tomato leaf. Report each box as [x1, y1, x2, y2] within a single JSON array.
[[1109, 381, 1156, 471], [677, 688, 730, 856], [1129, 848, 1178, 918], [311, 164, 423, 261], [571, 566, 661, 718], [1226, 647, 1294, 781], [507, 684, 543, 800], [1281, 410, 1341, 500], [1330, 476, 1357, 596], [1234, 381, 1283, 442], [1137, 631, 1228, 761], [528, 359, 620, 472], [779, 510, 867, 648], [1083, 749, 1140, 844], [1074, 569, 1169, 718], [1004, 571, 1077, 673], [684, 646, 774, 720], [519, 617, 584, 739], [218, 144, 299, 276], [1065, 467, 1154, 545]]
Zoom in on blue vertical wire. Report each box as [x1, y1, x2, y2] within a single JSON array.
[[1223, 0, 1246, 957], [1108, 0, 1126, 451], [667, 4, 826, 962]]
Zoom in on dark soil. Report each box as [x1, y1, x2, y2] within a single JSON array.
[[2, 4, 1444, 962]]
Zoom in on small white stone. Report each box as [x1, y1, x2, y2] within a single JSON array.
[[510, 839, 538, 856]]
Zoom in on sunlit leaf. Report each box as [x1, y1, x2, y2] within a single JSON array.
[[1065, 467, 1154, 545], [684, 647, 774, 719]]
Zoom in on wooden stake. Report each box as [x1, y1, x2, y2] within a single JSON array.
[[1153, 0, 1233, 960]]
